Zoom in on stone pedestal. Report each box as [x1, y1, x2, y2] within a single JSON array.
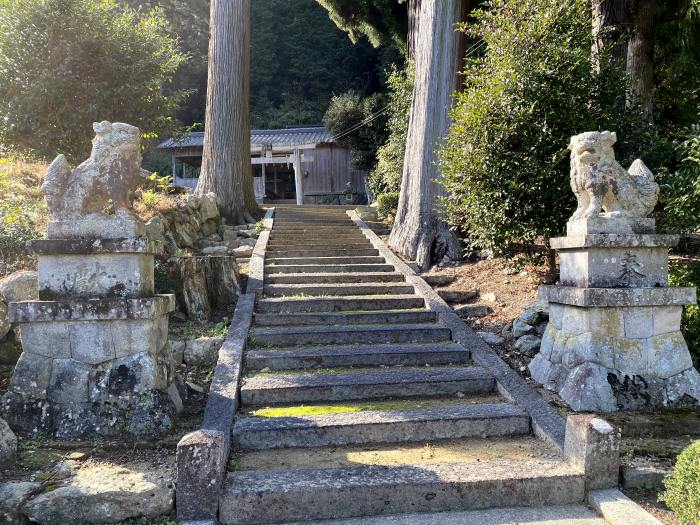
[[2, 223, 179, 438], [530, 218, 700, 412]]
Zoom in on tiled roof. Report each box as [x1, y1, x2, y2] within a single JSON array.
[[158, 127, 333, 149]]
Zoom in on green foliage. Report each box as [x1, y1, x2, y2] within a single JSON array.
[[251, 0, 388, 129], [0, 200, 40, 276], [253, 220, 266, 237], [662, 439, 700, 525], [376, 192, 399, 220], [0, 0, 189, 161], [654, 1, 700, 131], [323, 91, 389, 172], [315, 0, 408, 50], [369, 64, 413, 196], [439, 0, 661, 255], [669, 259, 700, 368], [657, 124, 700, 234]]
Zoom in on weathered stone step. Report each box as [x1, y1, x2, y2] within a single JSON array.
[[265, 248, 380, 258], [266, 256, 386, 265], [249, 323, 450, 346], [254, 309, 434, 326], [267, 241, 371, 250], [256, 295, 424, 313], [239, 366, 494, 405], [263, 282, 414, 297], [246, 341, 469, 370], [233, 403, 530, 450], [219, 458, 585, 524], [267, 238, 368, 246], [265, 263, 395, 274], [272, 226, 357, 232], [265, 272, 405, 285]]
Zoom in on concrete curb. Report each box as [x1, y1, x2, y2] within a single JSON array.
[[588, 489, 664, 525], [176, 293, 256, 522], [246, 208, 275, 296], [347, 210, 567, 450]]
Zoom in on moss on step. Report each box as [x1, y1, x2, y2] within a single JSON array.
[[243, 394, 504, 418]]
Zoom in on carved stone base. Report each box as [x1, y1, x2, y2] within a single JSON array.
[[29, 238, 160, 300], [529, 302, 700, 411], [1, 388, 181, 439], [3, 296, 180, 438], [47, 215, 145, 240]]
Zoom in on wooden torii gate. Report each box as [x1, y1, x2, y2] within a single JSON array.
[[251, 144, 314, 206]]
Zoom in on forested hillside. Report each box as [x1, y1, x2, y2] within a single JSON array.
[[122, 0, 392, 129]]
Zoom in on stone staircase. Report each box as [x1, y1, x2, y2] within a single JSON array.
[[218, 207, 586, 525]]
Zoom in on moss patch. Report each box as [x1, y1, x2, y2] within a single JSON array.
[[245, 394, 504, 417]]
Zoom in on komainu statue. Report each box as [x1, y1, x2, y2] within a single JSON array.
[[568, 131, 659, 221], [42, 121, 145, 219]]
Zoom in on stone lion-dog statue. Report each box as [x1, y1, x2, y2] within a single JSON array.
[[42, 121, 147, 220], [568, 131, 659, 221]]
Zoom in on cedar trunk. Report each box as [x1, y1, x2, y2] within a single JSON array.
[[388, 0, 463, 270], [407, 0, 421, 60], [591, 0, 632, 71], [627, 0, 656, 122], [196, 0, 260, 224]]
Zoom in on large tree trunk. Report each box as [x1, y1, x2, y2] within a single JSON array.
[[591, 0, 632, 71], [388, 0, 464, 270], [196, 0, 260, 225], [626, 0, 656, 122], [407, 0, 421, 60]]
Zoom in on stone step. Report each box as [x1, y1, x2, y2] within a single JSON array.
[[219, 458, 585, 524], [232, 403, 530, 450], [256, 295, 425, 313], [265, 248, 380, 258], [267, 238, 369, 246], [271, 226, 358, 232], [266, 256, 386, 265], [246, 341, 469, 370], [254, 309, 435, 326], [249, 323, 451, 346], [239, 366, 494, 405], [265, 272, 405, 285], [263, 282, 414, 297], [267, 241, 371, 250], [265, 263, 395, 274]]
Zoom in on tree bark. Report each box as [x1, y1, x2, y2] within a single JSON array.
[[388, 0, 463, 270], [626, 0, 656, 122], [407, 0, 422, 60], [197, 0, 260, 225], [591, 0, 632, 71]]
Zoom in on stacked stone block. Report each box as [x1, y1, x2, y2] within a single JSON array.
[[2, 222, 179, 438], [530, 217, 700, 411], [0, 122, 180, 438]]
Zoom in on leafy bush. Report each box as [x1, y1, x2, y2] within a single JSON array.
[[439, 0, 662, 256], [657, 124, 700, 234], [662, 440, 700, 525], [669, 259, 700, 368], [323, 91, 388, 172], [0, 0, 189, 161], [368, 64, 414, 197], [376, 192, 399, 220]]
